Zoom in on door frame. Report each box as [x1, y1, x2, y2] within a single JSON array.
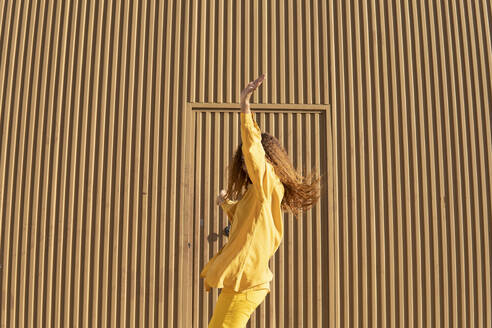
[[182, 102, 335, 327]]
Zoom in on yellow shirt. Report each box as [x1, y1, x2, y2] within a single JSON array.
[[200, 112, 285, 293]]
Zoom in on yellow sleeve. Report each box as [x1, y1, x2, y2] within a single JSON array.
[[220, 199, 238, 223], [240, 112, 269, 200]]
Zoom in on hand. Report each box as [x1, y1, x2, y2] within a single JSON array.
[[216, 189, 227, 206], [240, 74, 266, 105]]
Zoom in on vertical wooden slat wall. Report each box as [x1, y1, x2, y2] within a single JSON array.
[[0, 0, 491, 327]]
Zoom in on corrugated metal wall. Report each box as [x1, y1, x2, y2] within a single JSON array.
[[331, 0, 492, 327], [1, 1, 491, 328]]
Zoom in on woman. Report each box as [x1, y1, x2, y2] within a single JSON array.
[[200, 74, 321, 327]]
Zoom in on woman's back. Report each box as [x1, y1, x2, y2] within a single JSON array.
[[200, 113, 285, 293]]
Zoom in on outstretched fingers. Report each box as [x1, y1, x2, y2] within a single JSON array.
[[252, 73, 266, 89], [241, 74, 266, 103]]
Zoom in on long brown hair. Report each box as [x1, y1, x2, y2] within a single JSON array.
[[224, 132, 322, 217]]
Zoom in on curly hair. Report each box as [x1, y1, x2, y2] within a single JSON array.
[[224, 132, 322, 217]]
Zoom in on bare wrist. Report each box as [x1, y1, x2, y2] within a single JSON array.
[[240, 101, 251, 113]]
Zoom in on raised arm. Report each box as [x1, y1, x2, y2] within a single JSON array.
[[239, 74, 265, 115], [240, 74, 268, 200]]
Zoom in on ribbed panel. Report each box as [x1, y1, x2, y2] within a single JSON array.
[[188, 0, 330, 105], [191, 109, 330, 328], [1, 0, 491, 327], [331, 0, 492, 327], [0, 0, 190, 326]]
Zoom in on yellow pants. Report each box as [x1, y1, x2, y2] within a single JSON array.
[[208, 287, 269, 328]]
